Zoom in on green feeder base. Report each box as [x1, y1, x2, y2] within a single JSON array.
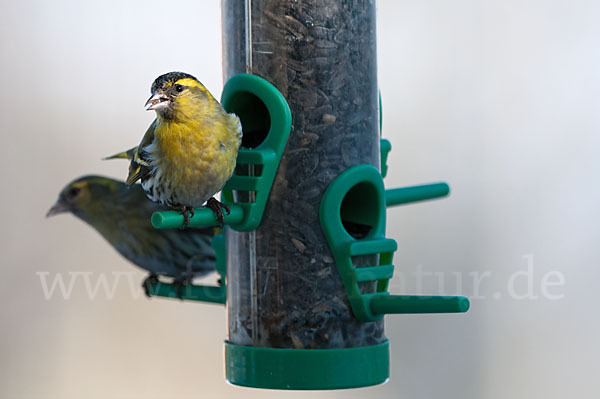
[[225, 340, 390, 390]]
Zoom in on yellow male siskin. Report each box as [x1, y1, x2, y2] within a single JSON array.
[[126, 71, 242, 226], [47, 175, 217, 296]]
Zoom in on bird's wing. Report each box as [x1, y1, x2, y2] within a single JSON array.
[[103, 147, 138, 161], [126, 121, 156, 185]]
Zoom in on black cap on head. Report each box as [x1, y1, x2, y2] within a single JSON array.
[[151, 72, 198, 93]]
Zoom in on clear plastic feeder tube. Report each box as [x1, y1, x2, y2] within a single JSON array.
[[222, 0, 382, 349]]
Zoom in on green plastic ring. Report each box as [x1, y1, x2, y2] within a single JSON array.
[[225, 340, 390, 390]]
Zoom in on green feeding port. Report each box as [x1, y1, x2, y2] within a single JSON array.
[[320, 164, 470, 322], [151, 74, 291, 232]]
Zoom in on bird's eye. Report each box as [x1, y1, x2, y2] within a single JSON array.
[[175, 84, 184, 93], [68, 187, 81, 198]]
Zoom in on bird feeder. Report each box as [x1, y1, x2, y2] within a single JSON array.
[[149, 0, 469, 390]]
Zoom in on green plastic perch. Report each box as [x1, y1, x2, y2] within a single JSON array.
[[147, 282, 226, 304], [370, 294, 470, 315], [385, 182, 450, 207], [151, 205, 244, 229]]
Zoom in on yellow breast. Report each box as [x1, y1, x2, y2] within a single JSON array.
[[152, 108, 241, 206]]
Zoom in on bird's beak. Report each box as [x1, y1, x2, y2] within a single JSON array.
[[145, 90, 170, 111], [46, 200, 68, 218]]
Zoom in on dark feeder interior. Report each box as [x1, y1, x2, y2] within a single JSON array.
[[223, 0, 383, 351], [228, 91, 271, 150]]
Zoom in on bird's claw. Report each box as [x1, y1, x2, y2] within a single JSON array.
[[172, 276, 193, 300], [142, 273, 159, 297], [174, 205, 194, 228], [206, 197, 229, 228]]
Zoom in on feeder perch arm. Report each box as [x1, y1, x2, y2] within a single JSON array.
[[385, 182, 450, 207], [370, 294, 470, 315], [147, 283, 226, 304], [151, 205, 245, 229]]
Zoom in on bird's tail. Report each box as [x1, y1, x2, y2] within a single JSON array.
[[103, 146, 138, 161]]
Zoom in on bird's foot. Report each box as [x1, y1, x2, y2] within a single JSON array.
[[174, 205, 195, 228], [142, 273, 159, 298], [172, 276, 193, 300], [206, 197, 230, 228]]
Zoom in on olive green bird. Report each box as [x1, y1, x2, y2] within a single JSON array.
[[47, 175, 217, 296], [125, 71, 242, 227]]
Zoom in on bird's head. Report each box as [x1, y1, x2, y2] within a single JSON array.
[[46, 176, 121, 220], [145, 71, 213, 121]]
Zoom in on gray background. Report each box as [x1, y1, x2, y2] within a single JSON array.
[[1, 0, 597, 398]]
